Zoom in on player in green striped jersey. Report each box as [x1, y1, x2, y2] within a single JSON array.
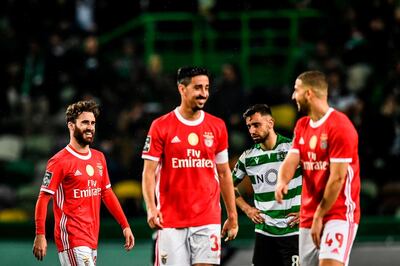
[[232, 104, 302, 266]]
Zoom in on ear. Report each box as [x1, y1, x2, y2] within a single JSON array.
[[67, 121, 74, 131], [269, 117, 275, 128], [178, 83, 185, 95], [305, 87, 314, 99]]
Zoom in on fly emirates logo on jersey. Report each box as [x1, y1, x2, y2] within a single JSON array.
[[172, 148, 214, 168], [303, 152, 329, 171], [302, 135, 329, 171], [73, 179, 102, 199]]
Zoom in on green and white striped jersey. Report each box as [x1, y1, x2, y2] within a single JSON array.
[[232, 134, 302, 237]]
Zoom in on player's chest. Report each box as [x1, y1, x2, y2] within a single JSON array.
[[64, 159, 104, 186], [164, 125, 218, 156], [297, 127, 330, 160]]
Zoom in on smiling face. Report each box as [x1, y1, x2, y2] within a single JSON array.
[[292, 78, 311, 115], [70, 111, 96, 146], [179, 75, 210, 112]]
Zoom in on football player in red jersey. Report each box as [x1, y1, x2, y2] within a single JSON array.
[[275, 71, 360, 266], [33, 100, 134, 265], [142, 66, 238, 266]]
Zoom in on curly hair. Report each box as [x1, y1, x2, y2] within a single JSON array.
[[65, 100, 100, 123]]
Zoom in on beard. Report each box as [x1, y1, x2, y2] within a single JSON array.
[[252, 131, 268, 144], [296, 98, 311, 115], [73, 126, 94, 146], [192, 96, 207, 111], [192, 105, 203, 112]]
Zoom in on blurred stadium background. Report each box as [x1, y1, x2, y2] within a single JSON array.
[[1, 0, 400, 265]]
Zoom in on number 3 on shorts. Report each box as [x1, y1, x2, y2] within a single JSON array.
[[210, 234, 219, 251]]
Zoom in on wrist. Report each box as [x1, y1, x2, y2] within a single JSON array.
[[313, 207, 324, 220], [227, 212, 238, 221], [241, 205, 251, 215], [147, 204, 157, 211]]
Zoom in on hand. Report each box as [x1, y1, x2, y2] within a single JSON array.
[[33, 234, 47, 261], [245, 207, 264, 224], [275, 182, 288, 204], [311, 216, 324, 249], [286, 212, 300, 228], [147, 208, 163, 229], [123, 227, 135, 251], [221, 217, 238, 242]]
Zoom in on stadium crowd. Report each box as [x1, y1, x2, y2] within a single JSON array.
[[0, 0, 399, 222]]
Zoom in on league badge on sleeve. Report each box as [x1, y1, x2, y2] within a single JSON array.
[[143, 136, 151, 152], [42, 171, 53, 187], [277, 151, 288, 161]]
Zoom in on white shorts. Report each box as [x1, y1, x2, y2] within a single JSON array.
[[58, 246, 97, 266], [299, 220, 358, 266], [155, 224, 221, 266]]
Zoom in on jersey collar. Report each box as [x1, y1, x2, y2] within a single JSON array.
[[309, 108, 334, 128], [174, 107, 205, 126], [66, 145, 92, 160]]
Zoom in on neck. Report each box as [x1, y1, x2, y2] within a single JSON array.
[[309, 100, 330, 122], [69, 139, 89, 153], [178, 105, 202, 121], [260, 131, 277, 150]]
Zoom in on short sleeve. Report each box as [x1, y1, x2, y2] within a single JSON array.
[[290, 119, 303, 153], [40, 158, 64, 194], [100, 152, 112, 190], [232, 151, 247, 184], [216, 120, 228, 154], [329, 118, 358, 163], [142, 120, 164, 161]]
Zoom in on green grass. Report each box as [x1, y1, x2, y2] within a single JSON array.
[[0, 240, 153, 266]]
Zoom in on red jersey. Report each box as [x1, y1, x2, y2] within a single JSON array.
[[291, 108, 360, 228], [40, 145, 111, 252], [142, 108, 229, 228]]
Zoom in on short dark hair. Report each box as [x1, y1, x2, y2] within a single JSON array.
[[297, 71, 328, 93], [66, 100, 100, 123], [177, 66, 210, 86], [243, 104, 272, 119]]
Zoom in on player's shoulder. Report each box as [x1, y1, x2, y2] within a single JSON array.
[[204, 111, 225, 125], [330, 109, 350, 121], [277, 133, 292, 144], [241, 143, 261, 157], [329, 109, 355, 128], [242, 145, 255, 157], [47, 147, 69, 165], [90, 148, 105, 158], [152, 110, 175, 126], [295, 115, 310, 128], [50, 147, 69, 160], [297, 115, 309, 124]]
